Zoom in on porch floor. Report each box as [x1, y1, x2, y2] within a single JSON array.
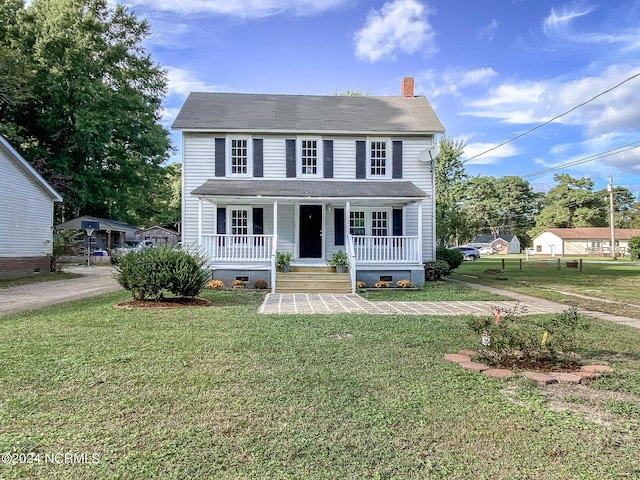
[[258, 294, 567, 315]]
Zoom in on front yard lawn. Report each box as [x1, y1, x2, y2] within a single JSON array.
[[359, 279, 507, 301], [452, 258, 640, 319], [1, 290, 640, 479]]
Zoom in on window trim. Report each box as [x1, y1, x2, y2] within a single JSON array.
[[366, 137, 391, 179], [226, 135, 253, 177], [297, 136, 323, 178]]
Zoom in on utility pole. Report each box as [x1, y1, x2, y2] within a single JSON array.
[[607, 176, 616, 260]]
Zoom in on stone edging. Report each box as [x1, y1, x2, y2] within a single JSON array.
[[444, 350, 613, 385]]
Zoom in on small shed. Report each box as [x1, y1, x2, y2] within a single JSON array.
[[136, 225, 181, 247]]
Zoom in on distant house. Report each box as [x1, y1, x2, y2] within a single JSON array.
[[56, 216, 139, 253], [0, 136, 63, 278], [470, 234, 521, 254], [136, 224, 181, 247], [531, 228, 640, 256]]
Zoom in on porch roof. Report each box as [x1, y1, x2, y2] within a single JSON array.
[[191, 179, 427, 201]]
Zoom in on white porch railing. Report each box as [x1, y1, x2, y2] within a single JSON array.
[[201, 234, 274, 262], [349, 235, 421, 264]]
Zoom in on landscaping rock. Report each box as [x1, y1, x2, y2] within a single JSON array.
[[522, 372, 558, 385], [580, 364, 613, 374], [460, 361, 490, 372], [483, 368, 514, 379], [549, 372, 583, 384], [444, 353, 472, 363], [458, 349, 477, 357]]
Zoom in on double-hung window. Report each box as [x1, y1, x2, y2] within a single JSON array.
[[298, 137, 322, 177], [368, 139, 389, 178], [349, 209, 390, 236], [228, 136, 251, 176], [229, 207, 250, 241]]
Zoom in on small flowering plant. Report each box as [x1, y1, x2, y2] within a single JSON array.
[[396, 279, 413, 288], [374, 280, 389, 288], [355, 280, 366, 289], [206, 279, 224, 290], [230, 279, 245, 288]]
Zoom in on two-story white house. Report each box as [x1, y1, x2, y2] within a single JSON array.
[[172, 78, 445, 292]]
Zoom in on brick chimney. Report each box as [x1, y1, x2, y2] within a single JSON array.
[[402, 76, 414, 98]]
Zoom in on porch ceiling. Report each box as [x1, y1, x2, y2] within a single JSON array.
[[192, 179, 427, 202]]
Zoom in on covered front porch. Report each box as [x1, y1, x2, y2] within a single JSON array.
[[191, 180, 431, 292]]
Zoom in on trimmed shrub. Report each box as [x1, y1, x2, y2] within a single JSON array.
[[115, 246, 209, 301], [436, 246, 464, 270], [424, 260, 451, 281]]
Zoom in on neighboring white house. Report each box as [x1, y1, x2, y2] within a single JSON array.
[[532, 228, 640, 257], [0, 135, 62, 278], [172, 77, 445, 292], [469, 234, 521, 254]]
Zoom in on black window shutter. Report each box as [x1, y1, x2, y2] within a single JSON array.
[[334, 208, 345, 246], [392, 140, 403, 179], [392, 208, 403, 236], [323, 139, 333, 178], [286, 139, 296, 178], [217, 207, 226, 234], [253, 139, 263, 177], [355, 140, 366, 179], [253, 208, 264, 234], [215, 138, 226, 177]]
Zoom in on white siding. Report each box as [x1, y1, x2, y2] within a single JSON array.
[[0, 150, 54, 256], [333, 138, 356, 179], [533, 231, 564, 256], [263, 136, 287, 179], [182, 133, 216, 245]]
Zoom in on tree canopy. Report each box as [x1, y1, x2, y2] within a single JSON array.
[[0, 0, 172, 226]]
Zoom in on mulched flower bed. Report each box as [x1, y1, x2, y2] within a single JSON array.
[[114, 297, 212, 310]]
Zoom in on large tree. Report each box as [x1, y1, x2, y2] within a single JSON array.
[[464, 175, 542, 245], [528, 174, 607, 237], [434, 136, 471, 246], [1, 0, 171, 225]]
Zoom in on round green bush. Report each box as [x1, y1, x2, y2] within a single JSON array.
[[115, 246, 209, 301], [436, 246, 464, 270]]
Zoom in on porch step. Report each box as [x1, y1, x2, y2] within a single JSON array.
[[275, 270, 351, 293]]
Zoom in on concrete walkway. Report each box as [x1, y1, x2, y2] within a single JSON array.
[[0, 266, 121, 316], [259, 282, 640, 331]]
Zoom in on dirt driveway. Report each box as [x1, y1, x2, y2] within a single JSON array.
[[0, 266, 122, 316]]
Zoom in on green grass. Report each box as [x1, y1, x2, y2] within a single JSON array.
[[359, 280, 507, 301], [451, 258, 640, 318], [1, 290, 640, 479]]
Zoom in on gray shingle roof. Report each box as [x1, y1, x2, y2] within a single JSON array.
[[172, 93, 445, 134], [191, 179, 426, 199]]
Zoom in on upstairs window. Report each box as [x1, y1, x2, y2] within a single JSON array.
[[369, 139, 389, 177], [301, 140, 318, 175], [231, 139, 248, 175]]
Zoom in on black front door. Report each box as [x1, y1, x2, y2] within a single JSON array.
[[299, 205, 323, 258]]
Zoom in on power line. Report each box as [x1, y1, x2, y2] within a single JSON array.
[[465, 71, 640, 162], [521, 141, 640, 178]]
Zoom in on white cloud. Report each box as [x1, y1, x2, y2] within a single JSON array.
[[543, 3, 595, 35], [461, 64, 640, 134], [166, 67, 225, 97], [478, 18, 499, 41], [462, 141, 519, 165], [121, 0, 349, 17], [416, 67, 497, 98], [353, 0, 435, 63]]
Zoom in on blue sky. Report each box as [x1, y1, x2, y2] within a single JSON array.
[[119, 0, 640, 196]]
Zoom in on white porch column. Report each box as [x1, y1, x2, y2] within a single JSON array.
[[417, 200, 423, 263], [271, 200, 278, 293], [198, 199, 203, 246]]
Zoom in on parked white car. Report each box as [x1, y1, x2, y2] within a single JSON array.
[[478, 246, 495, 255]]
